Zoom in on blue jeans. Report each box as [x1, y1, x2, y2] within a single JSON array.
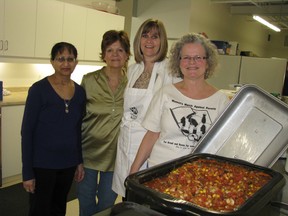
[[77, 168, 117, 216]]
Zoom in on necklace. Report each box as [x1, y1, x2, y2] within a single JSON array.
[[64, 99, 70, 113], [133, 67, 152, 89]]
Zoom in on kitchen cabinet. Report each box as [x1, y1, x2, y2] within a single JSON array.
[[85, 8, 125, 61], [0, 0, 4, 55], [35, 1, 125, 61], [0, 0, 37, 57], [35, 0, 64, 58], [62, 3, 87, 60], [63, 4, 125, 61], [1, 105, 24, 180], [0, 0, 125, 62]]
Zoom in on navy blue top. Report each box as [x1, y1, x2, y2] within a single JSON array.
[[21, 77, 86, 181]]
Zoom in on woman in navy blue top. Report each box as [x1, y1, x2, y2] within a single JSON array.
[[21, 42, 86, 216]]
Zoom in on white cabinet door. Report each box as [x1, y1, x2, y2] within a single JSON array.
[[1, 105, 25, 179], [85, 9, 125, 61], [0, 0, 5, 55], [35, 0, 64, 58], [2, 0, 37, 57], [62, 3, 87, 60], [0, 0, 125, 61]]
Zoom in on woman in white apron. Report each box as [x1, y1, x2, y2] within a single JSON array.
[[112, 19, 181, 198]]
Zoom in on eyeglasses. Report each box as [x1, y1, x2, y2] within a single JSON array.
[[180, 55, 207, 63], [54, 57, 76, 63]]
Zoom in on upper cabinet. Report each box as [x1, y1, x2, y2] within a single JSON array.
[[35, 0, 64, 58], [0, 0, 37, 57], [62, 3, 87, 60], [62, 4, 125, 61], [0, 0, 125, 62], [0, 0, 4, 54], [85, 8, 125, 61]]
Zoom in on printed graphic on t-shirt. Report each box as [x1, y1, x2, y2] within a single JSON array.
[[170, 102, 214, 146], [129, 107, 138, 120]]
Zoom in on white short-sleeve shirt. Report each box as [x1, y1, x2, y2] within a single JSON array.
[[142, 84, 229, 167]]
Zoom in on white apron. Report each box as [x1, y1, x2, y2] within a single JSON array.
[[112, 69, 158, 197]]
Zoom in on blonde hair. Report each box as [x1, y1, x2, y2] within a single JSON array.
[[169, 33, 218, 79], [133, 18, 168, 63]]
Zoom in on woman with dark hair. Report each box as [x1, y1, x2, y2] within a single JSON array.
[[21, 42, 86, 216], [78, 30, 131, 215], [112, 18, 181, 198]]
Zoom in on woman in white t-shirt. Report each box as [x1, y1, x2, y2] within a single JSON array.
[[130, 33, 230, 172]]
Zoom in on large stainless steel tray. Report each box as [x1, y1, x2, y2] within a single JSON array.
[[125, 153, 285, 216], [192, 84, 288, 167]]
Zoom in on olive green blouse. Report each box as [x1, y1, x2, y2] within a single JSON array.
[[81, 67, 127, 171]]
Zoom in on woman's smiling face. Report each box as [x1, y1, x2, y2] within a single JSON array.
[[103, 40, 128, 69], [140, 28, 161, 60], [180, 43, 208, 81]]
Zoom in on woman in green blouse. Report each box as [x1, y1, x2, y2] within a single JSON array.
[[78, 30, 131, 215]]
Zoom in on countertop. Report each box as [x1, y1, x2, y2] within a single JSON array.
[[0, 87, 28, 107]]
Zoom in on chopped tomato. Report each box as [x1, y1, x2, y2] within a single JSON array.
[[143, 158, 272, 212]]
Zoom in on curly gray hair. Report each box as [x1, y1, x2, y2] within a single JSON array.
[[169, 33, 218, 79]]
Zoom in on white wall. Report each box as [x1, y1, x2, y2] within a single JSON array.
[[134, 0, 191, 39], [130, 0, 288, 59], [189, 0, 269, 56], [128, 0, 191, 65]]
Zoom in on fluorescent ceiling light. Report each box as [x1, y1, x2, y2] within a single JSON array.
[[253, 15, 281, 32]]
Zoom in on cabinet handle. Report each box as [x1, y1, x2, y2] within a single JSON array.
[[4, 40, 8, 51]]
